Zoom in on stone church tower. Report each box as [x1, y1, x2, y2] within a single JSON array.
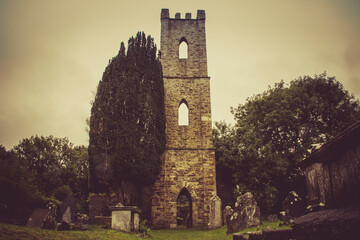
[[151, 9, 221, 229]]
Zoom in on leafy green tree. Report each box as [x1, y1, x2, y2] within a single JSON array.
[[214, 73, 360, 213], [88, 32, 165, 205], [14, 136, 75, 196], [70, 146, 89, 198], [12, 136, 89, 212], [0, 145, 40, 221]]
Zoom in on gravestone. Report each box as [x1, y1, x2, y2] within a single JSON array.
[[57, 194, 76, 224], [281, 191, 305, 218], [26, 208, 50, 228], [110, 203, 142, 232], [73, 213, 89, 230], [208, 195, 222, 229], [26, 201, 57, 229], [223, 205, 233, 226], [227, 192, 260, 234]]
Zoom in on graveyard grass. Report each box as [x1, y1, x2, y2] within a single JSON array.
[[0, 221, 289, 240]]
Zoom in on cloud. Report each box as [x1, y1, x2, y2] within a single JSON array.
[[1, 0, 360, 149]]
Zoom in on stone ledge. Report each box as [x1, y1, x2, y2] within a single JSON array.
[[109, 206, 142, 214], [163, 76, 210, 79]]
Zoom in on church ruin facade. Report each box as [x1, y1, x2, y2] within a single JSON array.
[[151, 9, 221, 229]]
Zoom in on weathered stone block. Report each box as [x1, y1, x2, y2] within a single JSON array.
[[110, 205, 141, 232], [112, 210, 131, 232], [227, 192, 260, 234], [133, 213, 140, 232], [208, 195, 222, 229], [26, 208, 50, 228], [262, 229, 293, 240], [293, 205, 360, 240]]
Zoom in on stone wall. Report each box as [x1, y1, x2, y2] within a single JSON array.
[[304, 163, 331, 205], [151, 9, 220, 228], [163, 77, 213, 148], [89, 193, 110, 223], [330, 143, 360, 206], [304, 141, 360, 208], [152, 149, 217, 228], [302, 121, 360, 208]]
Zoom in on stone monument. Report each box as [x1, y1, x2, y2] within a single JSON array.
[[151, 9, 221, 229]]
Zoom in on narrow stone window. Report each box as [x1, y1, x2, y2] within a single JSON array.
[[178, 100, 189, 125], [179, 38, 188, 59]]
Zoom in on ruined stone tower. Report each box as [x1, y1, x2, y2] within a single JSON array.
[[151, 9, 221, 229]]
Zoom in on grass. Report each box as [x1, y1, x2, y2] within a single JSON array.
[[0, 221, 289, 240], [150, 226, 232, 240], [0, 224, 141, 240], [235, 220, 291, 234]]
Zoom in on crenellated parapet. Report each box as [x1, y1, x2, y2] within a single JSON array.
[[161, 9, 205, 20]]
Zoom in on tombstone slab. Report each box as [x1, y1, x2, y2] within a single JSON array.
[[110, 204, 142, 232], [208, 195, 222, 229], [292, 205, 360, 240], [26, 208, 50, 228]]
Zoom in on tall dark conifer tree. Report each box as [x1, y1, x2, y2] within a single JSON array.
[[88, 32, 165, 205]]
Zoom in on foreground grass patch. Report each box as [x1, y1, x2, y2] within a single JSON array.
[[151, 226, 232, 240], [0, 223, 232, 240], [0, 224, 141, 240], [0, 221, 288, 240], [235, 220, 291, 234]]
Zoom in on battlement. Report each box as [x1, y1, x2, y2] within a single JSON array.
[[160, 8, 208, 77], [161, 9, 205, 20]]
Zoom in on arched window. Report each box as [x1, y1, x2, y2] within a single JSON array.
[[178, 100, 189, 126], [179, 38, 188, 59]]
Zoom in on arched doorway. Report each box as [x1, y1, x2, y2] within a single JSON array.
[[176, 188, 192, 228]]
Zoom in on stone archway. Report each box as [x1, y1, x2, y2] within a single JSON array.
[[176, 188, 192, 228]]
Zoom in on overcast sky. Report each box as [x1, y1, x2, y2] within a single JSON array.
[[1, 0, 360, 149]]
